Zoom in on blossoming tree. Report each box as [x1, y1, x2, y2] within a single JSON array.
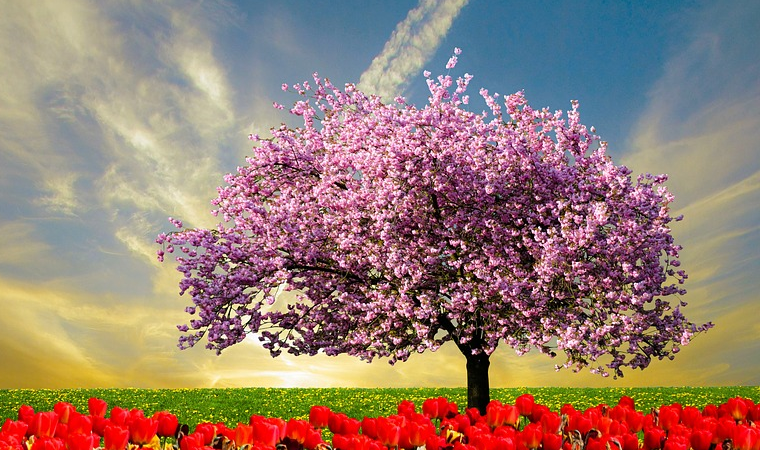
[[157, 50, 711, 413]]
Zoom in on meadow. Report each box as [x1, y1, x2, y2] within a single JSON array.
[[2, 386, 758, 427]]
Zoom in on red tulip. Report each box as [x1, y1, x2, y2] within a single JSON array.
[[332, 433, 350, 450], [519, 424, 542, 450], [309, 406, 331, 429], [104, 426, 129, 450], [503, 405, 520, 428], [609, 405, 628, 424], [342, 417, 362, 435], [0, 434, 23, 450], [91, 417, 110, 438], [216, 423, 234, 443], [54, 403, 76, 425], [542, 433, 562, 450], [596, 417, 613, 435], [285, 419, 310, 444], [610, 421, 627, 437], [251, 419, 279, 447], [658, 406, 680, 431], [716, 417, 737, 443], [2, 419, 29, 440], [467, 407, 483, 424], [494, 425, 516, 441], [585, 436, 606, 450], [329, 412, 348, 435], [275, 418, 289, 441], [422, 398, 440, 420], [423, 398, 451, 421], [178, 433, 204, 450], [494, 436, 516, 450], [31, 436, 65, 450], [66, 433, 98, 450], [486, 401, 506, 429], [680, 406, 701, 428], [569, 414, 593, 437], [515, 395, 535, 417], [303, 429, 324, 450], [376, 417, 401, 448], [625, 410, 645, 433], [361, 417, 378, 439], [620, 433, 640, 450], [733, 425, 760, 450], [127, 409, 146, 426], [193, 423, 216, 445], [749, 404, 760, 423], [128, 417, 158, 446], [108, 408, 129, 427], [18, 405, 35, 426], [727, 398, 750, 422], [448, 414, 472, 435], [336, 434, 380, 450], [703, 404, 719, 418], [31, 412, 59, 438], [368, 435, 388, 450], [530, 405, 549, 424], [153, 411, 179, 438], [398, 401, 416, 418], [540, 412, 561, 434], [643, 428, 666, 450], [67, 413, 92, 436], [642, 414, 656, 431], [676, 425, 695, 442], [426, 434, 448, 450], [234, 424, 254, 446], [406, 420, 431, 448], [691, 429, 713, 450], [54, 423, 68, 441], [583, 408, 602, 429], [468, 422, 492, 442], [663, 436, 689, 450], [618, 396, 636, 410], [560, 404, 577, 417], [470, 432, 498, 450], [87, 399, 107, 418]]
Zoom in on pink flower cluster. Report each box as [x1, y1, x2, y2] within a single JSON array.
[[157, 49, 711, 376]]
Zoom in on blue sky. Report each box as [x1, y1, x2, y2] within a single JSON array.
[[0, 0, 758, 389]]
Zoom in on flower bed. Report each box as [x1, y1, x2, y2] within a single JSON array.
[[1, 395, 758, 450]]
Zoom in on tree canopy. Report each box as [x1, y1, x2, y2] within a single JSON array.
[[157, 49, 711, 410]]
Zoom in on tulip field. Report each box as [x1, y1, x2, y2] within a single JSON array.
[[1, 387, 759, 450]]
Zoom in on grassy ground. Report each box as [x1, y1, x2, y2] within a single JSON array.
[[1, 387, 758, 428]]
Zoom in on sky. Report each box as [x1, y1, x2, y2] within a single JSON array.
[[0, 0, 758, 390]]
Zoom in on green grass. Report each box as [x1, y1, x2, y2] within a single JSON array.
[[1, 387, 758, 429]]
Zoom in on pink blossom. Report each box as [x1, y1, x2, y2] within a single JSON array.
[[158, 48, 712, 405]]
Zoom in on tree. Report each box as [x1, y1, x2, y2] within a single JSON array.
[[157, 49, 711, 413]]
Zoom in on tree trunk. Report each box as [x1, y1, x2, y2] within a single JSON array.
[[465, 352, 491, 415]]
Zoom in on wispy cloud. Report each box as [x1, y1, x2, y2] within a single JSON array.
[[0, 1, 250, 270], [0, 0, 251, 387], [0, 222, 52, 268], [621, 1, 759, 382], [358, 0, 469, 99]]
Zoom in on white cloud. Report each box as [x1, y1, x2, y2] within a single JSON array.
[[0, 0, 242, 227], [620, 1, 759, 382], [358, 0, 469, 99], [0, 221, 52, 266]]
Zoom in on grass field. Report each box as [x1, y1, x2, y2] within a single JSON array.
[[1, 387, 758, 428]]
